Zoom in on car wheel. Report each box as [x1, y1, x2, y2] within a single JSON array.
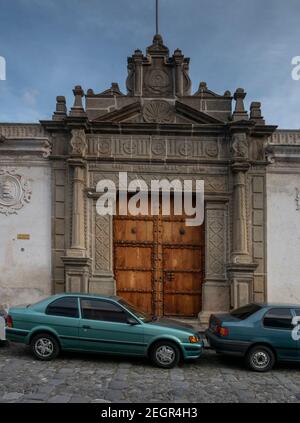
[[246, 345, 275, 372], [31, 333, 60, 361], [150, 341, 180, 369]]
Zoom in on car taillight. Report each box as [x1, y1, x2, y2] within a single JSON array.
[[217, 326, 229, 337], [6, 315, 13, 328]]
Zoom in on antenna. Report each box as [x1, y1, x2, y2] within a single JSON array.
[[156, 0, 159, 35]]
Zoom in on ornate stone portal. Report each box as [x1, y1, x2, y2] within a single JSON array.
[[41, 34, 276, 323]]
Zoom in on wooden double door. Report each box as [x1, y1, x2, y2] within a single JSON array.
[[114, 199, 204, 317]]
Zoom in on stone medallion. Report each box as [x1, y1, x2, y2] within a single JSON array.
[[0, 169, 32, 216], [143, 101, 174, 124]]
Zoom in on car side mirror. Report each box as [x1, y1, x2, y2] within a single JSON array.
[[127, 317, 139, 326]]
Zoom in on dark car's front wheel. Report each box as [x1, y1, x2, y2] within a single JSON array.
[[31, 333, 60, 361], [246, 345, 275, 372], [150, 341, 180, 369]]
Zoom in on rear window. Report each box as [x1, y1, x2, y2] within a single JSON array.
[[46, 297, 79, 318], [230, 304, 262, 320]]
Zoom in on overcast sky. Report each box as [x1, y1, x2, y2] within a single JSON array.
[[0, 0, 299, 128]]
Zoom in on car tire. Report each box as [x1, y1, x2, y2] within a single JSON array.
[[150, 341, 181, 369], [246, 345, 275, 372], [30, 333, 60, 361]]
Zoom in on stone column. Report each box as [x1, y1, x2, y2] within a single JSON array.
[[228, 131, 257, 308], [62, 128, 91, 293]]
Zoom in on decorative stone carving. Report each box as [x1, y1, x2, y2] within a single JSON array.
[[231, 133, 249, 159], [90, 172, 228, 193], [145, 69, 171, 96], [87, 135, 222, 160], [0, 124, 46, 139], [95, 214, 112, 272], [206, 208, 226, 278], [151, 138, 166, 156], [70, 129, 87, 157], [0, 169, 32, 215], [269, 130, 300, 145], [205, 140, 219, 158], [143, 101, 174, 124]]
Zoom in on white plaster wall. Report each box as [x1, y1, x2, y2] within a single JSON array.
[[0, 164, 52, 308], [267, 172, 300, 303]]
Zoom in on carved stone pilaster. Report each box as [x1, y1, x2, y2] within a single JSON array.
[[199, 201, 229, 326], [230, 133, 250, 263], [229, 131, 258, 309], [63, 136, 91, 292]]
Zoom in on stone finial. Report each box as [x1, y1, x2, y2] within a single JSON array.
[[173, 48, 184, 63], [52, 96, 67, 121], [250, 102, 265, 125], [233, 88, 248, 121], [69, 85, 86, 117]]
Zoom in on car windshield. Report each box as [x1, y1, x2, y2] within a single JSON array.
[[230, 304, 262, 320], [118, 299, 152, 322]]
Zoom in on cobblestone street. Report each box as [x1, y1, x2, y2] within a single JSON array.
[[1, 342, 300, 403]]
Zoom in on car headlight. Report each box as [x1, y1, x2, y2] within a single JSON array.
[[189, 335, 200, 343]]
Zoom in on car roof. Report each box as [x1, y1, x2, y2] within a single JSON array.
[[47, 293, 121, 302], [254, 302, 300, 309]]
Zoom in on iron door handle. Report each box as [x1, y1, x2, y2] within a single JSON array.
[[82, 325, 91, 329]]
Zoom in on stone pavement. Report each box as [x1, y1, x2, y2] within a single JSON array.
[[1, 342, 300, 403]]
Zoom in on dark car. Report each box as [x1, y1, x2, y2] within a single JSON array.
[[206, 303, 300, 372]]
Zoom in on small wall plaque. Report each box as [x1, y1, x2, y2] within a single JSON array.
[[17, 234, 30, 240]]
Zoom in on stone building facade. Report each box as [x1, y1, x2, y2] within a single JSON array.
[[0, 35, 298, 323]]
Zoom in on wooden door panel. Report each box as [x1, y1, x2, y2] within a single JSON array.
[[116, 270, 152, 291], [114, 219, 153, 242], [163, 221, 203, 245], [164, 272, 202, 292], [114, 246, 152, 269], [119, 292, 153, 315], [164, 294, 202, 317], [163, 248, 202, 271]]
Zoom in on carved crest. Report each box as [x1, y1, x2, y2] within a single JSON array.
[[70, 129, 87, 156], [0, 169, 32, 216]]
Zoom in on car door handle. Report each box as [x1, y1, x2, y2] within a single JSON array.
[[82, 325, 91, 329]]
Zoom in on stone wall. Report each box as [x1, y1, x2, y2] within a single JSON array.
[[0, 125, 52, 308], [266, 130, 300, 303]]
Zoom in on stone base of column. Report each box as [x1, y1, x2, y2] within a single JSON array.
[[227, 263, 258, 309], [198, 281, 230, 327], [62, 255, 92, 293], [89, 274, 116, 296]]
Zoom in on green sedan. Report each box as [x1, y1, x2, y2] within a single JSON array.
[[5, 293, 203, 368]]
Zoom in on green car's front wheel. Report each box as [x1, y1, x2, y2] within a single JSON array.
[[150, 341, 181, 369], [31, 333, 60, 361]]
